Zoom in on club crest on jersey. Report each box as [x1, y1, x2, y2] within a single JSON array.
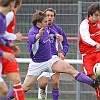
[[47, 30, 50, 33]]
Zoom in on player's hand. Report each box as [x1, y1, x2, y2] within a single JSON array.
[[95, 43, 100, 51], [36, 27, 45, 40], [39, 27, 45, 36], [58, 52, 64, 60], [14, 46, 20, 56], [55, 34, 63, 42], [8, 44, 19, 53], [15, 32, 23, 42], [2, 51, 16, 62]]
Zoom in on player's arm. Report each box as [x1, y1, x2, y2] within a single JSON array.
[[60, 30, 69, 56], [80, 21, 98, 46], [0, 49, 16, 62], [4, 31, 22, 41], [6, 11, 14, 27], [28, 27, 44, 44]]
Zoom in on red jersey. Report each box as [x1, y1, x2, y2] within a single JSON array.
[[0, 10, 16, 53], [79, 18, 100, 54]]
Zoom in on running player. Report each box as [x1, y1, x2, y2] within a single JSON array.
[[79, 3, 100, 100], [0, 0, 25, 100], [37, 8, 69, 100]]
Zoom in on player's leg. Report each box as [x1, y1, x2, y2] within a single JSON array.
[[83, 52, 100, 100], [51, 57, 99, 88], [0, 81, 8, 100], [38, 72, 49, 99], [22, 75, 38, 92], [2, 59, 25, 100], [51, 73, 60, 100], [7, 73, 25, 100], [0, 63, 8, 100]]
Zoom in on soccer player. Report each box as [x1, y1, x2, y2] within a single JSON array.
[[0, 0, 25, 100], [79, 3, 100, 100], [37, 8, 69, 100], [7, 10, 100, 100], [0, 0, 18, 100]]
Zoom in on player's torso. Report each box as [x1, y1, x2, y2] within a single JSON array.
[[29, 26, 52, 62], [49, 24, 61, 55], [79, 19, 100, 54], [0, 11, 16, 53]]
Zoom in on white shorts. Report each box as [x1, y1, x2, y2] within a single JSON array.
[[0, 62, 4, 82], [37, 72, 55, 80], [27, 55, 59, 76]]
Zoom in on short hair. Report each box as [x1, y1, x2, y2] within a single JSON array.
[[44, 8, 56, 17], [88, 3, 100, 17], [14, 0, 22, 8], [0, 0, 15, 7], [32, 10, 46, 26]]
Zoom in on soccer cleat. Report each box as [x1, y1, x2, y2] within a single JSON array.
[[40, 89, 46, 99], [92, 77, 100, 89]]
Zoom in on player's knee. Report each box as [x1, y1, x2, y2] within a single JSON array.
[[52, 79, 59, 86], [40, 81, 47, 88], [12, 77, 21, 84], [0, 87, 8, 98]]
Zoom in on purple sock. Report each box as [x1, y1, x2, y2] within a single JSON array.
[[75, 72, 92, 86], [7, 89, 14, 99], [0, 97, 6, 100], [52, 88, 59, 100]]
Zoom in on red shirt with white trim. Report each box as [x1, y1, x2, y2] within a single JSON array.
[[79, 18, 100, 54]]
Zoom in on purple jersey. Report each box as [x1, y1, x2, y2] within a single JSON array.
[[49, 23, 69, 56], [27, 26, 52, 62], [0, 12, 6, 58], [0, 12, 10, 57]]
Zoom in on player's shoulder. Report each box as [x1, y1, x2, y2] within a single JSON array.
[[80, 18, 89, 26], [52, 23, 62, 31], [28, 26, 38, 34], [6, 11, 14, 18]]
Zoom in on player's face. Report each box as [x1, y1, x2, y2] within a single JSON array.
[[40, 17, 47, 28], [90, 11, 100, 23], [46, 11, 55, 26]]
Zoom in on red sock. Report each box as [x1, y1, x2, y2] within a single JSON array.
[[95, 83, 100, 100], [13, 84, 25, 100]]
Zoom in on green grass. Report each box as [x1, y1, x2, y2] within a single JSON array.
[[13, 98, 66, 100]]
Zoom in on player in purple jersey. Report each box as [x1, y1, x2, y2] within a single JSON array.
[[7, 10, 100, 100], [37, 8, 69, 100], [0, 0, 24, 100]]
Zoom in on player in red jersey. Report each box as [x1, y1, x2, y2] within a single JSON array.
[[79, 3, 100, 100], [0, 0, 25, 100]]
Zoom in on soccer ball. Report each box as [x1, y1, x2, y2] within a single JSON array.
[[93, 63, 100, 76]]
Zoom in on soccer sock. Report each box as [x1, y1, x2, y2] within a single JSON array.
[[75, 72, 92, 85], [13, 83, 25, 100], [0, 97, 7, 100], [52, 88, 59, 100], [7, 89, 14, 99], [95, 83, 100, 99]]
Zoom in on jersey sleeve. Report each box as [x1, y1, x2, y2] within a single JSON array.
[[6, 11, 14, 27], [4, 31, 16, 40], [80, 20, 98, 46]]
